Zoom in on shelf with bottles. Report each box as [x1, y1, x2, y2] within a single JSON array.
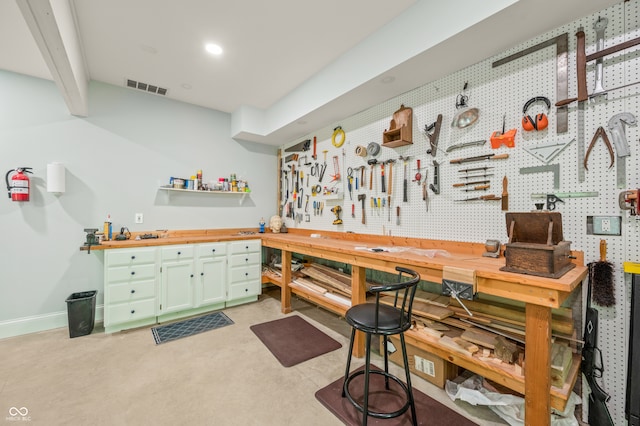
[[158, 186, 250, 204]]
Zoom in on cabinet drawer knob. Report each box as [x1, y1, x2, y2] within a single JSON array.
[[131, 271, 135, 275], [131, 310, 135, 314], [245, 258, 248, 262], [245, 245, 249, 249], [130, 289, 135, 294], [131, 255, 136, 260], [190, 274, 194, 278], [245, 272, 249, 276], [212, 249, 216, 252], [201, 272, 204, 276], [177, 251, 181, 255]]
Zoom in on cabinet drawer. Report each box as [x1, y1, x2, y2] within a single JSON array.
[[197, 243, 227, 258], [107, 279, 155, 304], [106, 299, 156, 325], [107, 264, 156, 283], [229, 240, 260, 255], [229, 252, 261, 267], [229, 265, 261, 283], [161, 245, 195, 261], [228, 280, 261, 300], [107, 248, 157, 266]]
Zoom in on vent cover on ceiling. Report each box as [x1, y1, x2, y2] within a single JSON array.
[[126, 79, 167, 96]]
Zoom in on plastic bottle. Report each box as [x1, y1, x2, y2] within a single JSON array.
[[259, 218, 265, 233], [104, 214, 112, 241], [197, 170, 202, 190]]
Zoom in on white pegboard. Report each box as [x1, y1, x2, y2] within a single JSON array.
[[280, 2, 639, 424]]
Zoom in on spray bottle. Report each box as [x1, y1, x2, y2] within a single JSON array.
[[104, 214, 112, 241]]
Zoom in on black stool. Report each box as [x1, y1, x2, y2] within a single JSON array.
[[342, 266, 420, 425]]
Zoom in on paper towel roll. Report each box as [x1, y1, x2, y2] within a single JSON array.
[[47, 162, 65, 193]]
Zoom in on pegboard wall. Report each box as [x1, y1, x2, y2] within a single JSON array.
[[279, 2, 639, 423]]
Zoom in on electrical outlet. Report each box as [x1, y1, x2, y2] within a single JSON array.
[[135, 213, 143, 224], [587, 216, 621, 235]]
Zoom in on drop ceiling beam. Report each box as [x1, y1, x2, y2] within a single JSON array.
[[16, 0, 88, 116]]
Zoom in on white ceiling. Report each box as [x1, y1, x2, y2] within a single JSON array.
[[1, 0, 621, 146]]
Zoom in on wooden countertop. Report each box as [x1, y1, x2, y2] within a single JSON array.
[[260, 230, 586, 308], [84, 227, 585, 307], [82, 228, 262, 250]]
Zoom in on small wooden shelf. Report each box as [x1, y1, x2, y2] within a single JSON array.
[[382, 104, 413, 148]]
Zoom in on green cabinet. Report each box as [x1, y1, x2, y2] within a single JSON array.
[[196, 243, 227, 307], [160, 245, 195, 314], [103, 239, 259, 332], [104, 247, 159, 333]]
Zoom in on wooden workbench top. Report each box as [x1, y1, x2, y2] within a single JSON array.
[[82, 228, 262, 250]]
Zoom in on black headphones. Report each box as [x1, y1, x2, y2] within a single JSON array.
[[522, 96, 551, 131]]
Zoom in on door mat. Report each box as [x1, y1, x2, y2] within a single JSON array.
[[316, 365, 478, 426], [250, 315, 342, 367], [151, 312, 234, 344]]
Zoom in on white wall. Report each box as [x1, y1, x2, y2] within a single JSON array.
[[0, 71, 277, 335]]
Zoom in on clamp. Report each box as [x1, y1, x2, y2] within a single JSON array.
[[584, 126, 614, 170]]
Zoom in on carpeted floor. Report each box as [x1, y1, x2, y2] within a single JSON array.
[[0, 289, 507, 425]]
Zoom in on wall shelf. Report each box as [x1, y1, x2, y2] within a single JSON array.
[[158, 186, 249, 205]]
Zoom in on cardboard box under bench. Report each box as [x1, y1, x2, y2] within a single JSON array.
[[381, 335, 460, 388]]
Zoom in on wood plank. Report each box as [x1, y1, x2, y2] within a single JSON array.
[[299, 266, 352, 295], [461, 327, 498, 349], [525, 303, 552, 426], [550, 342, 573, 388], [449, 297, 574, 335], [381, 296, 454, 320], [351, 265, 367, 358], [453, 337, 479, 354]]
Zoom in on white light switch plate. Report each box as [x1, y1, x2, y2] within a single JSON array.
[[135, 213, 143, 224]]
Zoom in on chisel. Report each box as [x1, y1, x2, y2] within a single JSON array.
[[453, 180, 490, 187], [449, 153, 509, 164], [502, 176, 509, 211]]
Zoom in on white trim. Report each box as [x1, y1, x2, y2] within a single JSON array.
[[0, 305, 103, 340]]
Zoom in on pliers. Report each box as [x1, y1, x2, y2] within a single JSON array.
[[584, 126, 614, 170]]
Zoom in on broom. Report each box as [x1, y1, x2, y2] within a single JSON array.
[[591, 239, 615, 307]]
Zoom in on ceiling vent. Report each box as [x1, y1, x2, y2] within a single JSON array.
[[126, 79, 167, 96]]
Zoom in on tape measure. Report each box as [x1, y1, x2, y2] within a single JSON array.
[[332, 126, 345, 147]]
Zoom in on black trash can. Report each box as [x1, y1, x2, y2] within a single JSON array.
[[65, 290, 97, 338]]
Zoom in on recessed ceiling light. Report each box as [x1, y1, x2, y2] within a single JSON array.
[[205, 43, 223, 55]]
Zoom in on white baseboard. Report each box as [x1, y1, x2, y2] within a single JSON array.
[[0, 305, 104, 340]]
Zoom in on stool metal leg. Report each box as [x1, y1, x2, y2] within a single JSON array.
[[399, 333, 418, 426], [363, 332, 372, 426], [342, 327, 357, 397], [383, 336, 390, 390]]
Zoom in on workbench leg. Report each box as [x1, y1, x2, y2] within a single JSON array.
[[525, 303, 552, 426], [351, 266, 366, 358], [280, 250, 292, 314]]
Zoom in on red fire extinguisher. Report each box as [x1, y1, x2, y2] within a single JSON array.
[[6, 167, 33, 201]]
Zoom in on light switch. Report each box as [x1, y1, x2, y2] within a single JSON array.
[[135, 213, 144, 224], [587, 216, 621, 235]]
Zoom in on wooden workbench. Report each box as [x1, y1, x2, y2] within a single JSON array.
[[261, 229, 586, 426]]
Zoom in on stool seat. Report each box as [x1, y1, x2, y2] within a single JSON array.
[[342, 266, 420, 426], [345, 303, 410, 335]]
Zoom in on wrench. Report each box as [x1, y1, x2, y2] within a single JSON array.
[[591, 17, 608, 98]]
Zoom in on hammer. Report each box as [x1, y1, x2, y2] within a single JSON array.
[[367, 159, 378, 190], [358, 194, 366, 224], [386, 159, 396, 195]]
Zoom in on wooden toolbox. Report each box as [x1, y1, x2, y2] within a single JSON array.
[[500, 212, 575, 278]]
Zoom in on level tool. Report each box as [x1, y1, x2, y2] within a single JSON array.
[[531, 191, 599, 198]]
